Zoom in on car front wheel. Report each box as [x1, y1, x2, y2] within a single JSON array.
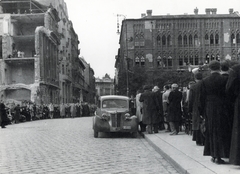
[[94, 130, 98, 138]]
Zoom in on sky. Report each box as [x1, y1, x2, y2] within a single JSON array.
[[64, 0, 240, 79]]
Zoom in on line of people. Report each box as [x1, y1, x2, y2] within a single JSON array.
[[0, 102, 97, 128], [135, 60, 240, 166]]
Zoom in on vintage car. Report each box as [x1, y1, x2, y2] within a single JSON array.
[[93, 95, 138, 138]]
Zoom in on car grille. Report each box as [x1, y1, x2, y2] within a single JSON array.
[[111, 113, 122, 127]]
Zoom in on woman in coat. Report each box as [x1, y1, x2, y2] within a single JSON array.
[[226, 64, 240, 165]]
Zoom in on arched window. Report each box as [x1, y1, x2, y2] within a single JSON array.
[[206, 54, 210, 64], [157, 56, 162, 66], [156, 35, 161, 45], [210, 34, 214, 45], [140, 56, 145, 66], [179, 56, 183, 66], [195, 55, 199, 65], [205, 34, 209, 45], [194, 34, 198, 46], [215, 34, 219, 45], [231, 34, 235, 45], [237, 33, 240, 44], [167, 35, 171, 46], [135, 57, 140, 65], [168, 56, 172, 67], [178, 35, 182, 46], [189, 35, 193, 46], [184, 35, 188, 46], [162, 35, 166, 46]]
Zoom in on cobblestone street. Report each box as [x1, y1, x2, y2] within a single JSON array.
[[0, 117, 179, 174]]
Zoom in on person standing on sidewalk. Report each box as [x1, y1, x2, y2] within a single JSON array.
[[152, 86, 164, 132], [48, 103, 54, 119], [162, 85, 171, 132], [199, 60, 231, 164], [0, 100, 8, 128], [135, 90, 144, 132], [188, 72, 205, 146], [139, 85, 159, 134], [167, 83, 182, 135], [226, 64, 240, 166]]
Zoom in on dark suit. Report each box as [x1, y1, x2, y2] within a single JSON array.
[[226, 65, 240, 165], [199, 72, 231, 159], [168, 89, 182, 134]]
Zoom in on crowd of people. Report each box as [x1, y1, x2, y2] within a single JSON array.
[[135, 60, 240, 166], [0, 101, 97, 128]]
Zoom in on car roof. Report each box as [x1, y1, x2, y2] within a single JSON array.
[[100, 95, 129, 100]]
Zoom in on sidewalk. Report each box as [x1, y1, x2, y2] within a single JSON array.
[[143, 130, 240, 174]]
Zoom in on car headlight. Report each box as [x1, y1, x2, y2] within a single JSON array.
[[101, 113, 110, 121], [125, 113, 131, 120]]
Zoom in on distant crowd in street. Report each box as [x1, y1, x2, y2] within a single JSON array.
[[135, 60, 240, 166], [0, 101, 97, 127]]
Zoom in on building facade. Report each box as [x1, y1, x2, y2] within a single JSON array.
[[115, 8, 240, 94], [0, 0, 90, 105], [95, 74, 114, 97]]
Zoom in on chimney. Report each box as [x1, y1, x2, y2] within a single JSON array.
[[211, 8, 217, 14], [194, 7, 198, 15], [229, 8, 234, 14], [205, 8, 211, 15], [141, 13, 146, 18], [146, 10, 152, 17]]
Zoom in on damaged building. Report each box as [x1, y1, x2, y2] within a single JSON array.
[[0, 0, 87, 105]]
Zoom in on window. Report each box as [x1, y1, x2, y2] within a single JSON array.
[[189, 35, 193, 46], [179, 56, 183, 66], [167, 35, 172, 46], [195, 55, 199, 65], [168, 56, 172, 67], [178, 35, 182, 46], [231, 34, 235, 45], [215, 34, 219, 45], [157, 35, 161, 45], [135, 57, 140, 65], [157, 56, 162, 66], [189, 55, 193, 65], [140, 56, 145, 66], [237, 33, 240, 44], [162, 35, 166, 46], [205, 34, 209, 45], [210, 34, 214, 45], [184, 35, 188, 46], [194, 34, 198, 46]]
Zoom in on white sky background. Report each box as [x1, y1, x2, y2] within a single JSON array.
[[64, 0, 240, 78]]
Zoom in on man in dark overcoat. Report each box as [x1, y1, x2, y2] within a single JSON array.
[[0, 100, 8, 128], [188, 72, 204, 145], [167, 83, 182, 135], [139, 85, 160, 134], [199, 60, 231, 164], [226, 64, 240, 166]]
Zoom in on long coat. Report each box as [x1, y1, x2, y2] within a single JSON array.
[[226, 64, 240, 165], [139, 90, 160, 125], [199, 72, 231, 158], [0, 102, 8, 125], [189, 81, 202, 130], [167, 90, 182, 122], [135, 93, 143, 122]]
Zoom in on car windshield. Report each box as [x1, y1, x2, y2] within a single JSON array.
[[102, 99, 128, 108]]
